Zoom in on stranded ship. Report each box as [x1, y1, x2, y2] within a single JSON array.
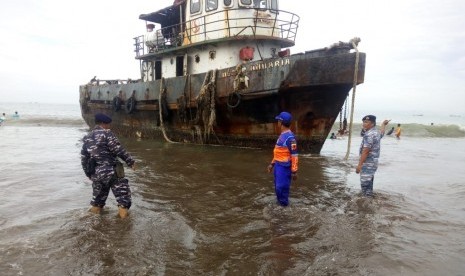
[[79, 0, 366, 154]]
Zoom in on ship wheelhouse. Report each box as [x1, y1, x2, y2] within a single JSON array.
[[134, 0, 299, 81]]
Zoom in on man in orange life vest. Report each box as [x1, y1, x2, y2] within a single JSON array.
[[267, 112, 299, 206]]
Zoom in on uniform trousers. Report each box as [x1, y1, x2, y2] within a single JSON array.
[[360, 162, 378, 197], [273, 164, 292, 206], [91, 175, 132, 209]]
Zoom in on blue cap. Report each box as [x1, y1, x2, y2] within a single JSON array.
[[362, 115, 376, 123], [275, 111, 292, 124], [95, 113, 112, 124]]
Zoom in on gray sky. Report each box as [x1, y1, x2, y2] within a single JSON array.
[[1, 0, 464, 114]]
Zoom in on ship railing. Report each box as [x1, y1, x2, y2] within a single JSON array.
[[134, 8, 299, 57], [87, 79, 141, 86], [134, 35, 145, 57]]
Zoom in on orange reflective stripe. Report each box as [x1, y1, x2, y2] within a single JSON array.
[[273, 146, 291, 162], [291, 155, 298, 172]]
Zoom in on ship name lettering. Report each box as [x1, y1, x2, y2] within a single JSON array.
[[221, 69, 234, 78], [249, 58, 290, 71], [222, 59, 290, 76]]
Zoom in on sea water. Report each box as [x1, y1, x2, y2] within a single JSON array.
[[1, 102, 465, 275]]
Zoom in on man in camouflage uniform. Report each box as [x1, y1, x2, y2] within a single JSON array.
[[81, 113, 135, 218], [356, 115, 389, 197]]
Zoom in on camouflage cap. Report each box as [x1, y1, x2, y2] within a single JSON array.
[[362, 115, 376, 123], [95, 113, 112, 124]]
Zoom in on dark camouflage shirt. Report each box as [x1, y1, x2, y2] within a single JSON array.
[[81, 125, 135, 181]]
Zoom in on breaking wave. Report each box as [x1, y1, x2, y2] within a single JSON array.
[[331, 123, 465, 138], [402, 123, 465, 138], [1, 116, 86, 127]]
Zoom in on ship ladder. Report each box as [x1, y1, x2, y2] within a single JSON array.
[[344, 37, 361, 160]]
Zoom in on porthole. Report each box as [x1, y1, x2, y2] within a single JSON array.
[[209, 51, 216, 60]]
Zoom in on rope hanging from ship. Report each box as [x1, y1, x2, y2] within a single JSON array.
[[344, 37, 361, 160], [159, 78, 176, 143], [227, 64, 247, 108], [194, 69, 220, 144]]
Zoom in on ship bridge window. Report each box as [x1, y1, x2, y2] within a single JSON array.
[[253, 0, 266, 9], [206, 0, 218, 11], [191, 0, 201, 14], [270, 0, 278, 11], [240, 0, 252, 6], [224, 0, 233, 8]]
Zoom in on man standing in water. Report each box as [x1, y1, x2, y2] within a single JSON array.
[[81, 113, 135, 218], [0, 113, 5, 125], [356, 115, 389, 197], [395, 123, 402, 139], [267, 112, 298, 206]]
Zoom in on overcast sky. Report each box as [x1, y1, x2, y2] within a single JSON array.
[[1, 0, 464, 114]]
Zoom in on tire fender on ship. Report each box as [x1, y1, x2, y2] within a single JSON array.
[[112, 96, 122, 112], [126, 97, 136, 114], [227, 92, 241, 108]]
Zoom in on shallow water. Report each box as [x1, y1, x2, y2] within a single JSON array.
[[1, 103, 465, 275]]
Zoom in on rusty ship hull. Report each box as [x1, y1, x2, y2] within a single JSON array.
[[80, 1, 366, 154], [80, 49, 365, 154]]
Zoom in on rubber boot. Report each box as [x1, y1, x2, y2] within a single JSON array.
[[118, 206, 129, 218], [89, 206, 101, 214]]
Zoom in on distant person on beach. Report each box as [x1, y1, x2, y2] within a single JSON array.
[[267, 111, 298, 206], [395, 124, 402, 139], [330, 133, 337, 139], [386, 127, 395, 135], [338, 118, 348, 136], [0, 113, 5, 125], [12, 111, 19, 119], [80, 113, 136, 218], [356, 115, 389, 197]]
